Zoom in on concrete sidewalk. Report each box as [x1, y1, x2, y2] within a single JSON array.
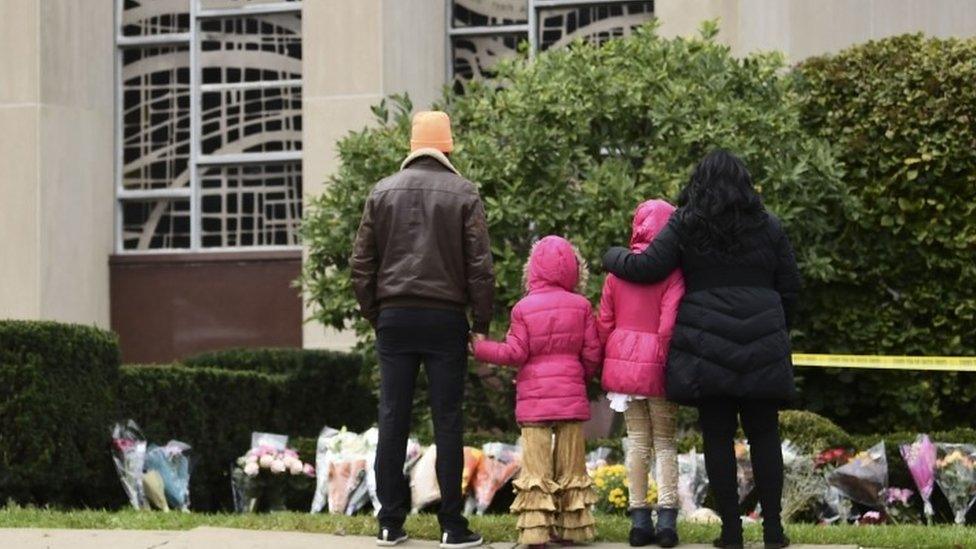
[[0, 527, 862, 549]]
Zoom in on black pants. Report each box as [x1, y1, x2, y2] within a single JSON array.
[[698, 398, 784, 540], [374, 308, 469, 533]]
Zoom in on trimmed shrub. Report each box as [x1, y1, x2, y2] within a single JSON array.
[[779, 410, 853, 454], [301, 22, 849, 435], [116, 364, 284, 511], [0, 320, 120, 507], [183, 348, 377, 436], [794, 34, 976, 433]]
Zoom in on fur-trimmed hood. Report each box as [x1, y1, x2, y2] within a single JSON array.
[[522, 235, 589, 294]]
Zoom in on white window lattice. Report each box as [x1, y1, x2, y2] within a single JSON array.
[[448, 0, 654, 92], [115, 0, 302, 252]]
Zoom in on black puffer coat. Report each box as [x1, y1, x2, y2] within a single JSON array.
[[602, 211, 801, 406]]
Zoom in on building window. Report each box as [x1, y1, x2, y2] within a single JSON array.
[[448, 0, 654, 92], [115, 0, 302, 252]]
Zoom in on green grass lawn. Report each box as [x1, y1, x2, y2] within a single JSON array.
[[0, 507, 973, 548]]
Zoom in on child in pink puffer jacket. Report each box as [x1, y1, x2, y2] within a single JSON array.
[[473, 235, 601, 547], [598, 199, 685, 547]]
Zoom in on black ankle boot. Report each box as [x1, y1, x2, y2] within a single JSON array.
[[764, 534, 790, 549], [713, 519, 743, 549], [764, 520, 789, 548], [629, 507, 656, 547], [655, 507, 679, 548]]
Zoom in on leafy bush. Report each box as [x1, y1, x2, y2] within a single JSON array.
[[183, 348, 377, 436], [301, 22, 847, 434], [779, 410, 853, 454], [117, 364, 284, 511], [0, 321, 120, 507], [794, 33, 976, 433]]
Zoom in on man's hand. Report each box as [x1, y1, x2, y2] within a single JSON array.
[[468, 332, 486, 355]]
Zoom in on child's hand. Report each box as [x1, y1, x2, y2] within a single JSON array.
[[468, 333, 486, 356]]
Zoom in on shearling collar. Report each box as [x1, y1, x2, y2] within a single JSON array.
[[400, 148, 461, 176]]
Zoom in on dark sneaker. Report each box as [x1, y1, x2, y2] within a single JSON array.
[[629, 526, 656, 546], [376, 526, 408, 546], [440, 529, 484, 548]]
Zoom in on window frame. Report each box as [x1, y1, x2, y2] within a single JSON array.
[[114, 0, 303, 255], [445, 0, 653, 82]]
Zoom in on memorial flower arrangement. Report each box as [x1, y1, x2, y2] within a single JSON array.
[[899, 434, 936, 521], [232, 432, 314, 513], [934, 443, 976, 524], [882, 487, 919, 524], [827, 442, 888, 509]]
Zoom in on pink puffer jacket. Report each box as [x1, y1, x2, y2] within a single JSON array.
[[474, 236, 602, 423], [598, 200, 685, 397]]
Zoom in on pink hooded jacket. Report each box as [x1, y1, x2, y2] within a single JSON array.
[[474, 236, 602, 423], [598, 200, 685, 398]]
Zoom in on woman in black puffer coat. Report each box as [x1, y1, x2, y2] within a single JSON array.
[[603, 150, 800, 549]]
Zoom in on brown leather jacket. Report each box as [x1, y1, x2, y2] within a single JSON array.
[[350, 149, 495, 333]]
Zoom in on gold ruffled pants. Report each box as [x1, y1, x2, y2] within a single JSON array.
[[513, 421, 597, 545]]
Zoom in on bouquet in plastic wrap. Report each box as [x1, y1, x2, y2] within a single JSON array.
[[780, 441, 826, 522], [310, 427, 374, 515], [827, 442, 888, 509], [883, 487, 920, 524], [677, 449, 709, 516], [143, 441, 193, 511], [232, 432, 315, 513], [934, 443, 976, 524], [410, 445, 441, 512], [468, 442, 521, 514], [735, 440, 754, 504], [899, 434, 936, 520], [814, 447, 853, 523], [461, 446, 484, 496], [111, 420, 147, 509]]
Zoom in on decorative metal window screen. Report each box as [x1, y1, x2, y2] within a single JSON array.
[[115, 0, 303, 252], [448, 0, 654, 90]]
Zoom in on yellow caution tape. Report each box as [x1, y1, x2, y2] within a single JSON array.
[[792, 353, 976, 372]]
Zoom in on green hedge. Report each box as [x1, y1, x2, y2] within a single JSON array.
[[793, 33, 976, 434], [183, 348, 377, 436], [117, 364, 284, 510], [0, 321, 120, 507]]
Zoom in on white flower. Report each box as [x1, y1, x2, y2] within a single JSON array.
[[244, 462, 260, 477], [270, 459, 286, 474], [246, 454, 258, 464], [289, 460, 304, 475], [282, 456, 297, 469], [259, 454, 274, 468]]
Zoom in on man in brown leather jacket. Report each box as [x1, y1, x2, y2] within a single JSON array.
[[351, 111, 492, 548]]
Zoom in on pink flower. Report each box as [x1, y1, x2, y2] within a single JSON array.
[[283, 448, 299, 459], [885, 487, 913, 506], [859, 511, 884, 525], [303, 463, 316, 478], [289, 460, 304, 475], [270, 459, 286, 474]]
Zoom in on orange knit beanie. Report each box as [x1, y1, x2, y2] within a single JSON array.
[[410, 111, 454, 153]]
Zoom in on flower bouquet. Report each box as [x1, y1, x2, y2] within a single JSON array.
[[468, 442, 521, 514], [883, 487, 920, 524], [586, 446, 613, 476], [143, 440, 193, 511], [232, 432, 315, 513], [899, 434, 936, 521], [780, 441, 826, 523], [461, 446, 484, 497], [827, 442, 888, 509], [411, 445, 441, 512], [934, 443, 976, 524], [814, 447, 853, 524], [111, 420, 147, 510], [677, 449, 709, 516], [592, 463, 629, 513], [735, 440, 754, 504], [310, 427, 373, 515]]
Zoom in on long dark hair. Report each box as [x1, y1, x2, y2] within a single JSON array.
[[676, 149, 766, 254]]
